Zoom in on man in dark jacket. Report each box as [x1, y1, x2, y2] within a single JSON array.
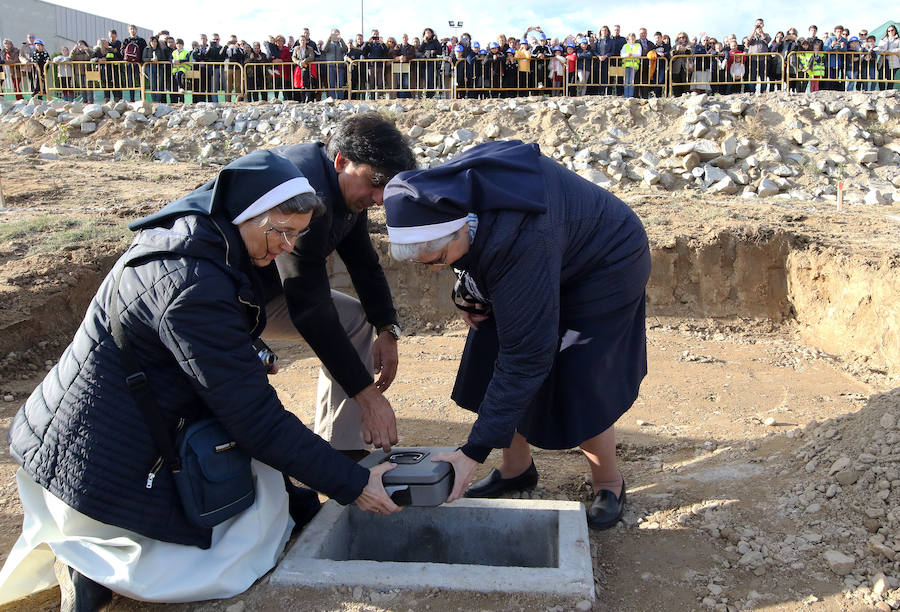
[[361, 29, 388, 98], [259, 113, 415, 457], [121, 24, 147, 102]]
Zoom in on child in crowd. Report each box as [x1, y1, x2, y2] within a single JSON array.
[[861, 36, 880, 91], [846, 37, 861, 91], [549, 45, 566, 94], [30, 39, 50, 98], [52, 46, 74, 101], [565, 43, 577, 96]]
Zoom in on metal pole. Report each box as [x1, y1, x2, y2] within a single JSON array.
[[360, 0, 364, 36]]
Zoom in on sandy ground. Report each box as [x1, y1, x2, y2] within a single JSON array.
[[0, 146, 898, 611]]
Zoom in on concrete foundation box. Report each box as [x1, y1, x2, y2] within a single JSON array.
[[271, 497, 594, 601]]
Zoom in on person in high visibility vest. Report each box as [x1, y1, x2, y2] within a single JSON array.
[[171, 38, 191, 103], [796, 39, 813, 92], [809, 40, 826, 91], [620, 32, 642, 98]]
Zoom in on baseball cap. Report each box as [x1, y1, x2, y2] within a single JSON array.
[[489, 42, 499, 49], [454, 44, 464, 53], [35, 39, 45, 45], [580, 37, 589, 44], [472, 41, 480, 49]]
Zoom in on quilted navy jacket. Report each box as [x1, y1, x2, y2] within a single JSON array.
[[9, 212, 369, 548]]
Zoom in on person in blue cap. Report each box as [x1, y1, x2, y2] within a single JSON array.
[[484, 41, 504, 96], [383, 140, 651, 531], [0, 151, 400, 610], [470, 41, 484, 95], [502, 47, 518, 95]]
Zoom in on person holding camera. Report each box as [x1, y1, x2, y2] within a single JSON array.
[[0, 151, 401, 610], [361, 29, 387, 99], [323, 28, 349, 99], [383, 140, 650, 531], [746, 18, 771, 92]]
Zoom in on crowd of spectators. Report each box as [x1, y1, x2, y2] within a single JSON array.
[[2, 19, 899, 103]]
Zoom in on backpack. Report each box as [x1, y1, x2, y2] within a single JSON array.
[[124, 41, 140, 62]]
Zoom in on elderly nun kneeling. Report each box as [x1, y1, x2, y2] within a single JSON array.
[[0, 151, 399, 610], [384, 140, 650, 530]]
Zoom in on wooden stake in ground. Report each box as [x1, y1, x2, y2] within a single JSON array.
[[836, 180, 843, 211], [0, 177, 5, 208]]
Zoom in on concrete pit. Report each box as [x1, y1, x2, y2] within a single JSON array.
[[271, 498, 595, 601]]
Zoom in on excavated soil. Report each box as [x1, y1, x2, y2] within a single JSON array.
[[0, 99, 899, 612]]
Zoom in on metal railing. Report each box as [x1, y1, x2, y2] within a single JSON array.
[[668, 52, 784, 96], [784, 51, 900, 92], [5, 54, 898, 104], [346, 58, 450, 99]]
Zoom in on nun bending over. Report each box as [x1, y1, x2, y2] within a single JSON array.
[[384, 140, 651, 530], [0, 151, 399, 611]]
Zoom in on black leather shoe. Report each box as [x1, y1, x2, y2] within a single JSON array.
[[54, 560, 113, 612], [464, 460, 539, 498], [587, 478, 626, 530], [286, 484, 322, 533]]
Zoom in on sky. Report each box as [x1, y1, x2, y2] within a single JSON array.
[[50, 0, 893, 45]]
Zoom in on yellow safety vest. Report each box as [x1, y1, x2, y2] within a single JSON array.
[[621, 43, 642, 69], [172, 48, 191, 74]]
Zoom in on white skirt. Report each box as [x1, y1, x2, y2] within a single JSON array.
[[0, 461, 294, 605]]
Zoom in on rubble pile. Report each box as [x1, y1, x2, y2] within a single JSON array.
[[2, 89, 899, 205]]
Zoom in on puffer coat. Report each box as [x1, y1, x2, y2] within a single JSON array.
[[9, 212, 368, 548]]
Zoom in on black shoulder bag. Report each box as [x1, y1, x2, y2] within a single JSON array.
[[109, 264, 255, 529]]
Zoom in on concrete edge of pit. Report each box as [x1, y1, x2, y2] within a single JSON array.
[[270, 498, 595, 601]]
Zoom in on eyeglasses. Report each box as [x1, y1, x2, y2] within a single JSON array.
[[265, 226, 309, 246]]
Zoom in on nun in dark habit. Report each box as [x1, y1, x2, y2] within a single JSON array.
[[384, 140, 651, 530], [0, 151, 399, 610]]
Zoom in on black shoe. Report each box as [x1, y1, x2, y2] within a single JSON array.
[[286, 484, 322, 533], [54, 560, 113, 612], [464, 460, 539, 498], [587, 478, 626, 530]]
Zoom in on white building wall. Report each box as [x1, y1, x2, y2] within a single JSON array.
[[0, 0, 150, 54]]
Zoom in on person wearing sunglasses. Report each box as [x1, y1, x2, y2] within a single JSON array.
[[0, 151, 400, 610], [384, 140, 650, 531], [257, 112, 416, 462]]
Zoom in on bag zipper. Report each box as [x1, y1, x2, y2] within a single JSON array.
[[145, 417, 186, 489]]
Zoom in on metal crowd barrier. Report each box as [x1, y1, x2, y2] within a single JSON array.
[[347, 58, 449, 99], [142, 61, 242, 103], [668, 52, 784, 96], [1, 63, 35, 99], [453, 57, 566, 98], [6, 54, 898, 105], [584, 56, 670, 98], [785, 50, 900, 92]]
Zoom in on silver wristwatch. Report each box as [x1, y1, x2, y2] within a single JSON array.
[[379, 323, 402, 340]]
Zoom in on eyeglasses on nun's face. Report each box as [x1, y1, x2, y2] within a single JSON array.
[[265, 225, 309, 247]]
